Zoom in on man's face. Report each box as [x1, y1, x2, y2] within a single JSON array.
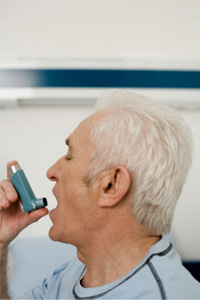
[[47, 113, 103, 246]]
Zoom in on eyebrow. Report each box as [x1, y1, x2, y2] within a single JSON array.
[[65, 137, 73, 153]]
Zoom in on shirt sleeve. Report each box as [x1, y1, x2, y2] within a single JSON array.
[[15, 262, 70, 300], [16, 278, 48, 299]]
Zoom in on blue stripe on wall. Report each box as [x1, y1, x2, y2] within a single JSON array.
[[0, 69, 200, 88]]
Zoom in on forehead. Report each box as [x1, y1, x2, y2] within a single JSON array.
[[67, 112, 104, 150], [76, 112, 107, 135]]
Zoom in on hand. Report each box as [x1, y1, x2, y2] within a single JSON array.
[[0, 161, 48, 247]]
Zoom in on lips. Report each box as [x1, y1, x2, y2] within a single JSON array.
[[49, 184, 61, 223], [52, 187, 57, 197], [49, 206, 57, 221], [49, 189, 58, 219]]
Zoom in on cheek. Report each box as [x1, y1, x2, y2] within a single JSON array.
[[63, 172, 86, 205]]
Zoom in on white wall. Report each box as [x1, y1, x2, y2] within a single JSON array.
[[0, 0, 200, 261], [0, 0, 200, 61]]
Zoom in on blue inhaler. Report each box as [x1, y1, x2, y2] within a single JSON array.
[[8, 163, 48, 212]]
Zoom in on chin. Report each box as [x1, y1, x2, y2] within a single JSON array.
[[48, 225, 60, 241], [48, 223, 69, 244], [49, 225, 77, 247]]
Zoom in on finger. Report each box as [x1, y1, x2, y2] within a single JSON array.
[[0, 198, 10, 209], [0, 180, 18, 202], [29, 208, 49, 222], [7, 161, 18, 180], [18, 208, 49, 230], [0, 183, 15, 210], [0, 185, 8, 207]]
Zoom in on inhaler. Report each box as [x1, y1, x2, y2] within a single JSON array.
[[8, 163, 48, 212]]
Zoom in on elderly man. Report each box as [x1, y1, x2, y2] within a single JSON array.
[[0, 90, 200, 299]]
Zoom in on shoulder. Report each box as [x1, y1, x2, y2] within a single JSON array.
[[124, 236, 200, 299], [145, 240, 200, 299], [18, 258, 85, 300]]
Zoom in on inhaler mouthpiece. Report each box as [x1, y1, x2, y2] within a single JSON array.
[[8, 163, 48, 212]]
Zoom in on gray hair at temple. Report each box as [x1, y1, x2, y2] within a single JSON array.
[[84, 89, 193, 235]]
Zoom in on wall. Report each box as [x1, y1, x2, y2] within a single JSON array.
[[0, 0, 200, 261], [0, 0, 200, 61]]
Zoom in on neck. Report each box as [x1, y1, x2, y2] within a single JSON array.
[[77, 223, 160, 288]]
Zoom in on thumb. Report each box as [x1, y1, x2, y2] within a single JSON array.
[[18, 208, 49, 230]]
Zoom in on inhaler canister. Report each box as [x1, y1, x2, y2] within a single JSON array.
[[8, 163, 48, 212]]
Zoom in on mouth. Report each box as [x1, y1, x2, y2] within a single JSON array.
[[52, 186, 57, 197], [49, 189, 58, 217], [49, 205, 57, 221]]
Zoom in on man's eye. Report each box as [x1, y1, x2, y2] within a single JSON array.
[[65, 156, 72, 161]]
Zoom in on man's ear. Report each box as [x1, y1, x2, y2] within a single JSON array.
[[98, 166, 131, 208]]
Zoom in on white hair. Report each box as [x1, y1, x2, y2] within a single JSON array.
[[84, 89, 193, 235]]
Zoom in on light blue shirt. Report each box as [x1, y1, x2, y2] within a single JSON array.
[[18, 236, 200, 299]]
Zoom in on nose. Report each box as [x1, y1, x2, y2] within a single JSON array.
[[46, 157, 63, 182]]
